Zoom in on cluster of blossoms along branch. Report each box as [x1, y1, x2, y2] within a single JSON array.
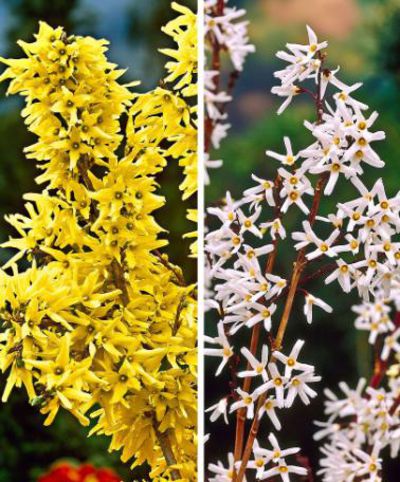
[[314, 288, 400, 480], [204, 0, 254, 183], [205, 24, 400, 482], [0, 3, 197, 481]]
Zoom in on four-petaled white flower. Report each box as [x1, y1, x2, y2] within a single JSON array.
[[303, 294, 333, 324], [206, 397, 229, 424], [238, 345, 269, 382], [274, 339, 314, 376], [204, 321, 234, 376], [230, 388, 258, 419]]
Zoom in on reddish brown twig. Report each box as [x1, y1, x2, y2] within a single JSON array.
[[235, 51, 327, 482]]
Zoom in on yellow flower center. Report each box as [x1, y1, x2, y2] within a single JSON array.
[[286, 155, 294, 165], [357, 137, 367, 147], [350, 240, 359, 249], [223, 347, 232, 357]]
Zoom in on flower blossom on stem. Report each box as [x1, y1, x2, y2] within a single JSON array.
[[204, 0, 254, 182], [205, 22, 400, 482]]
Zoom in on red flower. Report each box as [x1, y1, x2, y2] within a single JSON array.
[[39, 462, 121, 482]]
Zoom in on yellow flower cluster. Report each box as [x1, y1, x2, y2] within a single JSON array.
[[0, 5, 197, 482], [129, 2, 198, 257]]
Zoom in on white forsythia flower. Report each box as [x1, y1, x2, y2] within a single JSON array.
[[204, 0, 254, 182], [206, 23, 400, 482], [208, 452, 247, 482], [204, 321, 234, 376], [303, 294, 333, 324], [238, 345, 269, 381], [206, 397, 229, 424], [230, 387, 258, 419], [258, 397, 282, 430], [273, 339, 314, 377], [266, 137, 299, 166]]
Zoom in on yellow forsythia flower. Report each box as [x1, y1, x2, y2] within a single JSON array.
[[0, 5, 197, 481]]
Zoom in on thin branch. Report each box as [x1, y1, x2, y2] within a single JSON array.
[[110, 258, 130, 306], [235, 51, 328, 482], [154, 424, 181, 481], [154, 250, 186, 286], [232, 175, 283, 476]]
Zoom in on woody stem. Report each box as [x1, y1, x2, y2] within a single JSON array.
[[154, 425, 181, 480], [205, 0, 225, 152], [235, 52, 327, 482], [233, 177, 282, 477]]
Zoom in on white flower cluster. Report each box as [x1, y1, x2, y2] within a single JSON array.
[[315, 377, 400, 482], [204, 185, 321, 480], [353, 283, 400, 351], [315, 284, 400, 481], [208, 435, 309, 482], [204, 0, 254, 183], [205, 24, 400, 482]]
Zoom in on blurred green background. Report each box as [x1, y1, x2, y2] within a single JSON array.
[[206, 0, 400, 479], [0, 0, 195, 481]]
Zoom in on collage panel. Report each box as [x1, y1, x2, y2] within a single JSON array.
[[204, 1, 400, 481], [1, 0, 400, 481], [0, 1, 197, 481]]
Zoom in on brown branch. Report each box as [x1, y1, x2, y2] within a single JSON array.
[[110, 258, 130, 306], [233, 322, 262, 466], [235, 51, 328, 482], [154, 250, 186, 286], [154, 424, 181, 481], [172, 296, 186, 335], [232, 175, 283, 476], [299, 262, 337, 286]]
